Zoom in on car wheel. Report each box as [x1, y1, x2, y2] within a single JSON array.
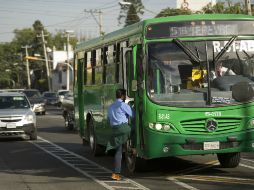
[[217, 152, 241, 168], [30, 128, 37, 140]]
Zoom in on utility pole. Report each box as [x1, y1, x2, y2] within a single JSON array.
[[64, 30, 74, 91], [245, 0, 252, 16], [38, 30, 51, 91], [84, 9, 103, 36], [22, 45, 31, 89]]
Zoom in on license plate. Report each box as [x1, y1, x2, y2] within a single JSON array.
[[6, 123, 16, 129], [203, 141, 220, 150]]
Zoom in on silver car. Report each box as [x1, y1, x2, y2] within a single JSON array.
[[0, 92, 37, 140]]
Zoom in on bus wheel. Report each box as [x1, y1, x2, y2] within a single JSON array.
[[217, 152, 241, 168], [64, 113, 73, 130], [88, 119, 104, 156], [125, 140, 147, 173]]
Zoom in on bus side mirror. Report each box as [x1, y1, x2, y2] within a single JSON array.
[[131, 80, 137, 92]]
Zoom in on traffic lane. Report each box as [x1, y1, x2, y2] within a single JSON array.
[[0, 139, 106, 190], [36, 114, 187, 190], [36, 110, 254, 190], [168, 157, 254, 190]]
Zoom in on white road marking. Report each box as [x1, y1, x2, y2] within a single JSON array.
[[30, 136, 150, 190], [172, 175, 254, 185], [167, 177, 199, 190], [166, 160, 218, 190], [240, 163, 254, 170], [241, 158, 254, 163]]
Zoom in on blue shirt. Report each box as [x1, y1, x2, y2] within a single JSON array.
[[108, 99, 133, 126]]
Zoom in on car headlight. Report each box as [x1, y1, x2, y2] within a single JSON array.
[[24, 114, 35, 123]]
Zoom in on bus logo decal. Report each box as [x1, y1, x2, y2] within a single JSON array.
[[205, 119, 218, 132]]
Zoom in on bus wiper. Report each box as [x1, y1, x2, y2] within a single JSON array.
[[214, 36, 238, 64], [173, 38, 201, 64]]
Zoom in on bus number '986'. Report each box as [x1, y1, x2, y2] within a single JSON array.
[[205, 112, 222, 117]]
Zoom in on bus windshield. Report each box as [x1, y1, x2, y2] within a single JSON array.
[[147, 39, 254, 107]]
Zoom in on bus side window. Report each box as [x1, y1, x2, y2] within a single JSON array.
[[105, 45, 115, 84], [77, 51, 84, 86], [95, 49, 103, 85], [91, 50, 96, 85], [115, 43, 122, 83], [103, 47, 107, 84], [86, 52, 93, 85], [137, 46, 143, 88], [84, 52, 87, 85]]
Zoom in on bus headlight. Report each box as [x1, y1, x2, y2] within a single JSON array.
[[155, 123, 162, 130], [149, 123, 173, 132]]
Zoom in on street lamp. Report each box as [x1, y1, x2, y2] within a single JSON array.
[[64, 30, 74, 91], [119, 1, 157, 15], [119, 1, 132, 6]]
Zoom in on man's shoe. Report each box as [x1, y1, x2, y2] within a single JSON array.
[[111, 173, 121, 181]]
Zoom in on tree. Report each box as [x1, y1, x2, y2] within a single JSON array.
[[0, 20, 78, 89], [118, 0, 144, 27], [202, 2, 245, 14], [156, 8, 192, 18]]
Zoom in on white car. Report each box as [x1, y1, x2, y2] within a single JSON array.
[[57, 90, 69, 106], [0, 92, 37, 140]]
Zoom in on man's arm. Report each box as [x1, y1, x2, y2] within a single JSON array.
[[122, 103, 133, 118]]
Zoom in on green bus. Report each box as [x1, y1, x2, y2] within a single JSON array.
[[74, 14, 254, 173]]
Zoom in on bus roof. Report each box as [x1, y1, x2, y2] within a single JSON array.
[[75, 14, 254, 52]]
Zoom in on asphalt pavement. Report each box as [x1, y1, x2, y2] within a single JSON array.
[[0, 106, 254, 190]]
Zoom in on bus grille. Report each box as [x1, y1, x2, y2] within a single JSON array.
[[180, 117, 242, 134]]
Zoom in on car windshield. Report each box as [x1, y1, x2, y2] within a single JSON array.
[[147, 39, 254, 107], [58, 91, 69, 96], [0, 96, 30, 109], [24, 90, 41, 98], [44, 93, 57, 98]]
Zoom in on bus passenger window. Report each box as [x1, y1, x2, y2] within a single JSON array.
[[105, 45, 115, 84], [86, 52, 93, 85], [95, 49, 103, 85]]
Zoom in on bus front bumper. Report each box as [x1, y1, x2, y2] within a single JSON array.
[[142, 128, 254, 159]]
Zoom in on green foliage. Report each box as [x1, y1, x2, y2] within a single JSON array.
[[156, 8, 192, 18], [0, 20, 78, 89], [125, 4, 141, 26], [118, 0, 144, 26], [156, 1, 247, 18], [202, 2, 245, 14]]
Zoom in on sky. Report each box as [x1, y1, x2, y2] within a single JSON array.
[[0, 0, 176, 43]]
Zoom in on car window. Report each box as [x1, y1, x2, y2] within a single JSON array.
[[24, 90, 41, 98], [44, 93, 57, 98], [0, 96, 30, 109], [58, 91, 69, 96]]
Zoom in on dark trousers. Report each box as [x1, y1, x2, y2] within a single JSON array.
[[114, 145, 122, 173]]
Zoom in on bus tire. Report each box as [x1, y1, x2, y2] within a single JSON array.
[[88, 119, 104, 156], [64, 113, 74, 130], [125, 140, 147, 173], [217, 152, 241, 168]]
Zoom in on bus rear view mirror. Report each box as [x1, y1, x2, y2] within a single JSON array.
[[232, 82, 254, 102], [131, 80, 137, 92]]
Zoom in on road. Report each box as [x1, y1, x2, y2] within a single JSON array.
[[0, 107, 254, 190]]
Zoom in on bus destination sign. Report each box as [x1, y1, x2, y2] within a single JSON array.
[[146, 20, 254, 39]]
